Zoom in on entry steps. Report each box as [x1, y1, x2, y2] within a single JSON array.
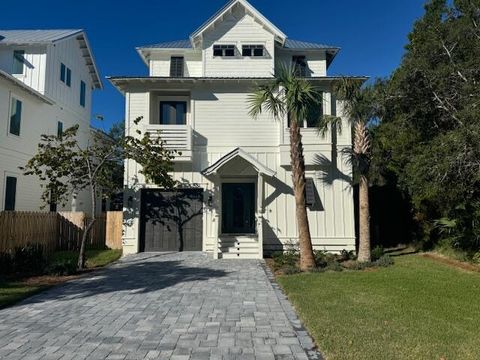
[[218, 235, 261, 259]]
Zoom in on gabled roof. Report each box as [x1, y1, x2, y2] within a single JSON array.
[[0, 29, 102, 89], [190, 0, 287, 47], [0, 69, 54, 104], [202, 147, 276, 177], [138, 39, 193, 50], [284, 39, 339, 50]]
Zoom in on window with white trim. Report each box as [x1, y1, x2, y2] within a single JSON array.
[[242, 45, 264, 57], [213, 44, 235, 57], [12, 50, 25, 74], [4, 176, 17, 211], [60, 63, 72, 86], [9, 97, 22, 136]]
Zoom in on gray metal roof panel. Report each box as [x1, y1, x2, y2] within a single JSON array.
[[138, 39, 193, 49], [138, 38, 338, 50], [0, 29, 82, 44]]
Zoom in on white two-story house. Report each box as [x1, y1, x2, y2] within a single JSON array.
[[110, 0, 365, 258], [0, 29, 102, 212]]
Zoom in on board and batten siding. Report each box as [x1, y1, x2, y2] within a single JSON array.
[[122, 86, 355, 255], [44, 37, 93, 127], [202, 10, 275, 77], [0, 46, 48, 94]]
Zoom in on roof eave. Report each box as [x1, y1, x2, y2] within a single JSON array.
[[0, 70, 55, 104]]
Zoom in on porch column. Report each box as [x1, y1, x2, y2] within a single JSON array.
[[213, 181, 220, 259], [257, 172, 264, 259]]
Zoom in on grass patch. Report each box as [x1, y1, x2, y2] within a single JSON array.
[[277, 254, 480, 360], [51, 249, 122, 269], [0, 249, 121, 309]]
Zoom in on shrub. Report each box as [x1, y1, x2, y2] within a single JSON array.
[[374, 254, 394, 267], [325, 261, 344, 272], [339, 249, 356, 261], [471, 251, 480, 265], [313, 250, 328, 267], [13, 244, 46, 274], [282, 265, 302, 275], [371, 246, 384, 261], [0, 252, 14, 275], [46, 259, 77, 276]]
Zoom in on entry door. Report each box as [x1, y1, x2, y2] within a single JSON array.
[[222, 183, 255, 234], [140, 188, 203, 252]]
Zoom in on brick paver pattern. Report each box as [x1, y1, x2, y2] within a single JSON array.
[[0, 252, 320, 360]]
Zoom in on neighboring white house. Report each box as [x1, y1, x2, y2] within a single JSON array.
[[0, 30, 102, 212], [109, 0, 365, 258]]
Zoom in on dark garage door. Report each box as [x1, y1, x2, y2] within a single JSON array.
[[140, 188, 203, 252]]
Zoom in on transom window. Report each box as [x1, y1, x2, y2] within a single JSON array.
[[159, 101, 187, 125], [242, 45, 264, 57], [170, 57, 184, 77], [292, 55, 308, 77], [12, 50, 25, 74], [213, 45, 235, 57]]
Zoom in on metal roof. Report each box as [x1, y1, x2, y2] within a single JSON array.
[[0, 69, 54, 104], [0, 29, 82, 44], [0, 29, 102, 89], [138, 38, 338, 51], [284, 39, 339, 50]]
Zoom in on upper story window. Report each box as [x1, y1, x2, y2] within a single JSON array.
[[60, 63, 72, 87], [213, 44, 235, 57], [292, 55, 308, 77], [159, 101, 187, 125], [170, 57, 184, 77], [80, 81, 86, 107], [4, 176, 17, 211], [287, 97, 323, 128], [242, 45, 264, 57], [9, 97, 22, 136], [12, 50, 25, 74]]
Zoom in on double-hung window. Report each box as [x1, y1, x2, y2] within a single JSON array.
[[213, 45, 235, 57], [9, 97, 22, 136], [159, 101, 187, 125], [60, 63, 72, 86], [57, 121, 64, 138], [170, 57, 184, 77], [242, 45, 264, 57], [4, 176, 17, 211], [12, 50, 25, 74]]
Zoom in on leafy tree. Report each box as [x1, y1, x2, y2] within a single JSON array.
[[248, 64, 320, 270], [22, 117, 176, 269], [320, 78, 379, 262], [371, 0, 480, 251]]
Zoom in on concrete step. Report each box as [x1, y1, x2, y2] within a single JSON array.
[[220, 246, 259, 254], [220, 252, 261, 259]]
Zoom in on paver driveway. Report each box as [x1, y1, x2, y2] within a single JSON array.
[[0, 252, 320, 360]]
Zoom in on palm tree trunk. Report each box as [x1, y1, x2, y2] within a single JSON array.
[[289, 120, 316, 270], [357, 175, 371, 262]]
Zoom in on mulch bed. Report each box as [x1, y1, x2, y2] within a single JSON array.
[[422, 252, 480, 273]]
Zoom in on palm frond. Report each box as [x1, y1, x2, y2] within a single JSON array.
[[318, 115, 343, 136]]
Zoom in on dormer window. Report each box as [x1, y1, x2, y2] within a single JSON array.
[[292, 55, 308, 77], [213, 45, 235, 57], [170, 56, 184, 77], [242, 45, 264, 57]]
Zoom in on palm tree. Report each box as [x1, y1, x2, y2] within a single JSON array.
[[321, 77, 376, 262], [248, 65, 320, 270]]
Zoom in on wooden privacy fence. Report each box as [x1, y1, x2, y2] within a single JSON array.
[[0, 211, 123, 255]]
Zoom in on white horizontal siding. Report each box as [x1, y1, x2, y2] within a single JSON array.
[[150, 52, 202, 77]]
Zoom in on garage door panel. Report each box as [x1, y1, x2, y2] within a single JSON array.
[[140, 189, 203, 252]]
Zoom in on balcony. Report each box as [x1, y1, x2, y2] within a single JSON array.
[[146, 124, 193, 162]]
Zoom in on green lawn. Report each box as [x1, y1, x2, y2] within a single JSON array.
[[278, 255, 480, 360], [0, 249, 122, 309], [52, 248, 122, 268]]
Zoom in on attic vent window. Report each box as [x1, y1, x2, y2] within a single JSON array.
[[213, 44, 235, 57], [305, 178, 316, 207], [242, 45, 264, 57], [170, 56, 184, 77]]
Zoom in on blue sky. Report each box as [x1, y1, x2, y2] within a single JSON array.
[[1, 0, 426, 131]]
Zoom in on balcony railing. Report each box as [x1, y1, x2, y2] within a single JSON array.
[[146, 124, 193, 162]]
